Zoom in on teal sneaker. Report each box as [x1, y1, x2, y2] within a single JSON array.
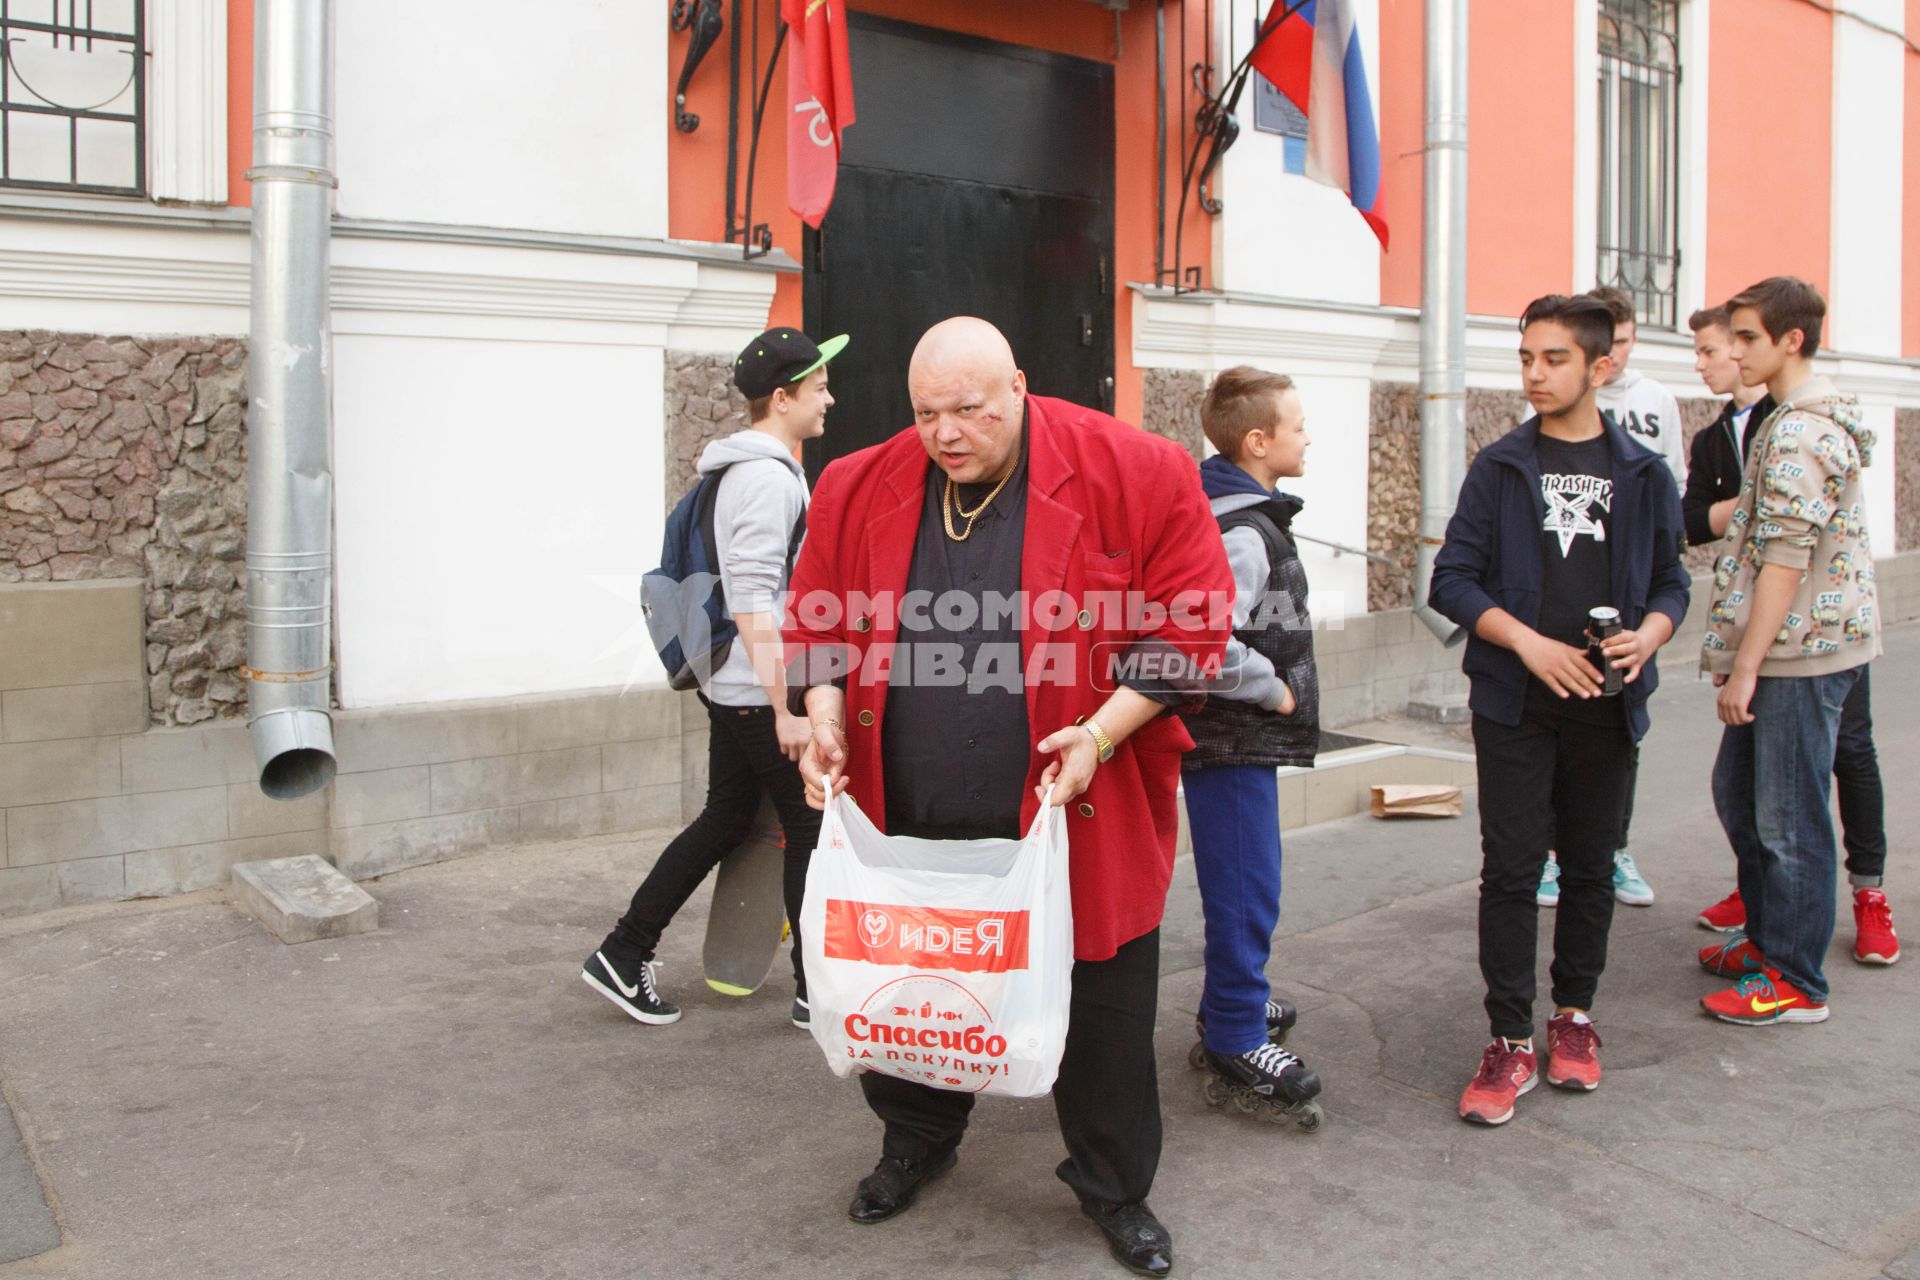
[[1536, 854, 1561, 908], [1612, 851, 1654, 906]]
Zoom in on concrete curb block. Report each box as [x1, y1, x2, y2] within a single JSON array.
[[231, 854, 378, 944]]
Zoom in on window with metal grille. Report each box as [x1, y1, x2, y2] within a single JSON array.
[[1, 0, 144, 196], [1597, 0, 1680, 328]]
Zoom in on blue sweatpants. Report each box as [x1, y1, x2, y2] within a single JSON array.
[[1182, 764, 1282, 1056]]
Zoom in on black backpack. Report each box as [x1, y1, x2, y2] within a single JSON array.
[[641, 464, 805, 692]]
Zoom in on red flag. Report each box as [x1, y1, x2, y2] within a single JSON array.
[[782, 0, 856, 228]]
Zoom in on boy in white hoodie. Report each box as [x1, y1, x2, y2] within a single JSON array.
[[1589, 286, 1687, 487], [583, 327, 845, 1029]]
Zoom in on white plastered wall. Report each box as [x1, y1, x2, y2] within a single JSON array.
[[331, 334, 668, 708], [1828, 0, 1904, 358], [1826, 1, 1905, 548], [1213, 0, 1383, 307], [332, 0, 668, 239]]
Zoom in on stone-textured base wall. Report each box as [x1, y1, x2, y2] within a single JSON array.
[[1364, 384, 1529, 612], [1366, 385, 1761, 608], [0, 331, 249, 726], [1899, 408, 1920, 556], [1366, 383, 1419, 612], [665, 350, 751, 507], [1140, 367, 1206, 461]]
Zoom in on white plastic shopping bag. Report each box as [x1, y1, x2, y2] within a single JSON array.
[[801, 788, 1073, 1099]]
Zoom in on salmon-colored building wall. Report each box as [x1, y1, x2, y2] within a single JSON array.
[[226, 0, 252, 208], [1378, 0, 1424, 310], [664, 0, 1211, 426], [1906, 0, 1920, 357], [1704, 0, 1831, 308], [1464, 0, 1575, 316], [1379, 0, 1576, 316]]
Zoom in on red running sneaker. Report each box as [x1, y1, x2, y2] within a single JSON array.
[[1700, 970, 1829, 1025], [1459, 1039, 1537, 1126], [1545, 1014, 1602, 1091], [1698, 933, 1766, 978], [1697, 889, 1745, 933], [1854, 888, 1900, 965]]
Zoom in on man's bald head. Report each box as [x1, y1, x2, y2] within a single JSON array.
[[909, 316, 1018, 384], [908, 317, 1028, 485]]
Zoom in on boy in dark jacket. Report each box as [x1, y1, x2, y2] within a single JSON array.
[[1431, 295, 1689, 1126], [1181, 366, 1324, 1129]]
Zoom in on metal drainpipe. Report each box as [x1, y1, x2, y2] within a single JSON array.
[[1413, 0, 1468, 647], [245, 0, 338, 799]]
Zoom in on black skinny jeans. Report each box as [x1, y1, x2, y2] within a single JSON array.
[[1835, 666, 1886, 885], [1473, 689, 1637, 1041], [1618, 668, 1884, 883], [612, 697, 820, 996], [859, 928, 1163, 1209]]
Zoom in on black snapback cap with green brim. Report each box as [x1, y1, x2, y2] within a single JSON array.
[[732, 328, 850, 399]]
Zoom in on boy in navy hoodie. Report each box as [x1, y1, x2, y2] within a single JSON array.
[[1181, 366, 1325, 1129], [1431, 295, 1689, 1126]]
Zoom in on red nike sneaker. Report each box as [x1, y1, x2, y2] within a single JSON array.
[[1700, 970, 1828, 1026], [1854, 888, 1900, 965], [1698, 933, 1766, 978], [1459, 1039, 1537, 1126], [1697, 889, 1745, 933], [1545, 1014, 1602, 1091]]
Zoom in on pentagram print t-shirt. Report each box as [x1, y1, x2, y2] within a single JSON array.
[[1534, 433, 1614, 651]]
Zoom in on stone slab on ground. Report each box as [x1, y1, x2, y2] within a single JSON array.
[[230, 854, 377, 944], [0, 1092, 57, 1265]]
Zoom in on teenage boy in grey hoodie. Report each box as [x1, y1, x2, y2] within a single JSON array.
[[1697, 278, 1880, 1026], [583, 327, 846, 1029]]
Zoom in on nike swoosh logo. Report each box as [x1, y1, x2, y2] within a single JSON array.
[[1749, 995, 1799, 1013], [597, 953, 640, 999]]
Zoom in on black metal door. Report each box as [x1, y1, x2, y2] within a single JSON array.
[[803, 15, 1115, 479]]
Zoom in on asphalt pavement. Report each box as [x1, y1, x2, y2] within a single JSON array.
[[2, 628, 1917, 1280]]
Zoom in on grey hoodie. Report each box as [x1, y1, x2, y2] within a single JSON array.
[[1209, 491, 1292, 711], [697, 429, 809, 707]]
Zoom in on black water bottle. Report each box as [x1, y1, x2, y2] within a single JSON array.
[[1587, 607, 1624, 697]]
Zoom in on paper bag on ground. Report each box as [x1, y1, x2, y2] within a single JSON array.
[[1369, 783, 1463, 818], [800, 790, 1073, 1099]]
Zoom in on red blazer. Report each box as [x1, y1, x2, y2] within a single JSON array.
[[784, 395, 1233, 960]]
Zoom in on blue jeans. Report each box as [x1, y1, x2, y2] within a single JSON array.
[[1183, 765, 1282, 1056], [1711, 667, 1864, 1002]]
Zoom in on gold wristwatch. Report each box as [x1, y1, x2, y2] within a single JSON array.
[[1083, 717, 1116, 764]]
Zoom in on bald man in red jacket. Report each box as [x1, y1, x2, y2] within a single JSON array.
[[784, 318, 1231, 1278]]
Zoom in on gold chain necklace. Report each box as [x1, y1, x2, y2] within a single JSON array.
[[942, 469, 1014, 542]]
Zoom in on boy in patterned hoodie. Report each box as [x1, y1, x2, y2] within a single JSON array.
[[1698, 277, 1880, 1026]]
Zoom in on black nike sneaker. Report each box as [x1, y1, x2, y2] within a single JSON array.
[[581, 945, 680, 1025]]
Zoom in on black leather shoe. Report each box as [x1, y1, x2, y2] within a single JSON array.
[[846, 1150, 957, 1224], [1081, 1200, 1174, 1277]]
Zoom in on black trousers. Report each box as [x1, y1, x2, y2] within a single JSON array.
[[612, 697, 820, 995], [1835, 666, 1886, 884], [1473, 691, 1636, 1041], [858, 928, 1163, 1208]]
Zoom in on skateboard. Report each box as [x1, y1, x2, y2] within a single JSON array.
[[702, 799, 790, 996]]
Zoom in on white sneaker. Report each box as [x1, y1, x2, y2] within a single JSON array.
[[1612, 851, 1655, 906]]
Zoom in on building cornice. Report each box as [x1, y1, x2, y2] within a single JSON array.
[[0, 205, 784, 348], [1130, 284, 1920, 404]]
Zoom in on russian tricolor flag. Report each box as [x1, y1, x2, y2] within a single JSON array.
[[1250, 0, 1389, 249]]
